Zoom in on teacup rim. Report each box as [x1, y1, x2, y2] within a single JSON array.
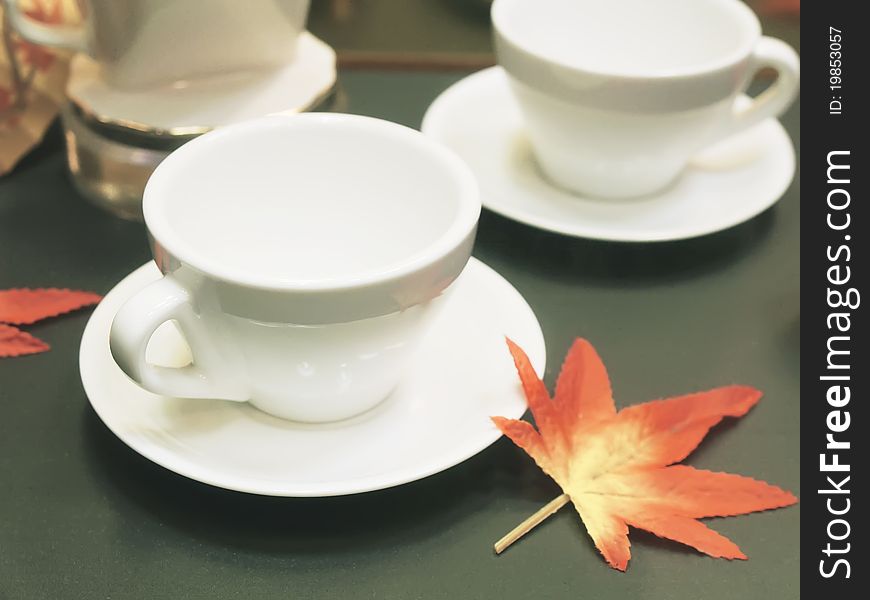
[[491, 0, 762, 81], [142, 113, 481, 293]]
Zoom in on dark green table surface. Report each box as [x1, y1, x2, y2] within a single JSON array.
[[1, 8, 799, 600]]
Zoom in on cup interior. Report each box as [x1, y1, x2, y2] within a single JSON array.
[[144, 114, 478, 287], [493, 0, 759, 77]]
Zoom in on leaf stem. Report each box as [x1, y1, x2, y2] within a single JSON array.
[[494, 493, 571, 554]]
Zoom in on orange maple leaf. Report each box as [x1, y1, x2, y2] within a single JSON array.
[[0, 288, 102, 325], [0, 323, 50, 357], [0, 288, 101, 357], [492, 338, 797, 571]]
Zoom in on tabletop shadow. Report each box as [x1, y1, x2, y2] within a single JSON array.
[[473, 206, 776, 288], [777, 315, 800, 381], [81, 407, 557, 557], [440, 0, 496, 22]]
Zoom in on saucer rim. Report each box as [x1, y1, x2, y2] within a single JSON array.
[[67, 32, 337, 138], [421, 66, 796, 243], [79, 258, 545, 497]]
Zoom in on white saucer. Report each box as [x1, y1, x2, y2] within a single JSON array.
[[68, 32, 337, 136], [421, 67, 796, 242], [79, 259, 545, 497]]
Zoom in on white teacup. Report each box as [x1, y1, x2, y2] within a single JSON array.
[[4, 0, 309, 89], [492, 0, 800, 199], [108, 113, 480, 422]]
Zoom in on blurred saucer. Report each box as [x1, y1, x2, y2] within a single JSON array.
[[80, 259, 545, 497], [421, 67, 795, 242], [67, 32, 337, 137]]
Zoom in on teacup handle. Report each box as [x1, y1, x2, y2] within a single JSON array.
[[3, 0, 87, 52], [725, 36, 800, 137], [109, 275, 248, 401]]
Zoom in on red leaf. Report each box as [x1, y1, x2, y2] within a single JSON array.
[[554, 338, 616, 425], [754, 0, 800, 17], [494, 338, 797, 571], [0, 288, 101, 325], [0, 324, 50, 357]]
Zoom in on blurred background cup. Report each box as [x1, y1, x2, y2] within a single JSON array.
[[491, 0, 800, 199], [3, 0, 311, 89]]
